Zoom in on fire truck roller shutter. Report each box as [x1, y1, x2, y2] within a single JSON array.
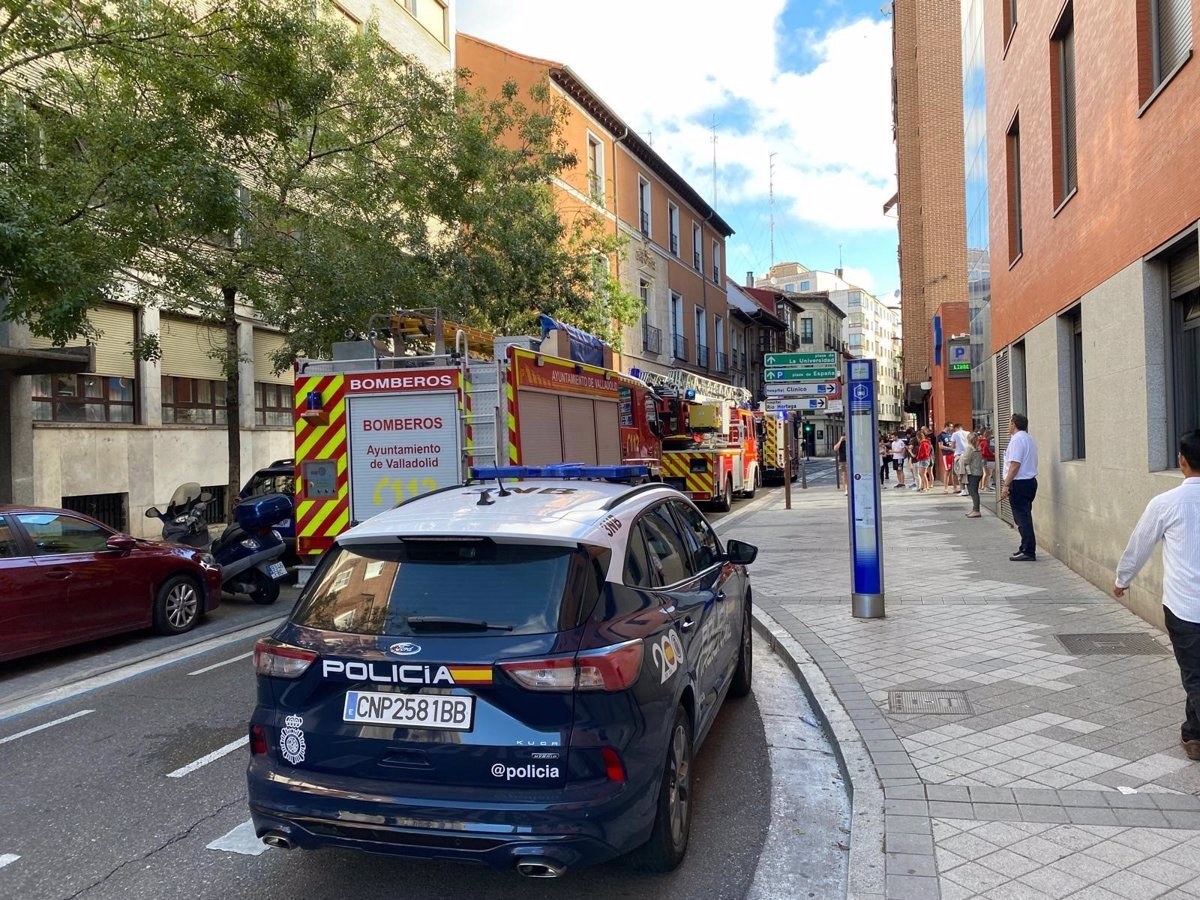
[[560, 396, 600, 465], [593, 399, 620, 465], [516, 390, 562, 466]]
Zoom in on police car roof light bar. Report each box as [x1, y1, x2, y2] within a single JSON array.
[[470, 464, 651, 482]]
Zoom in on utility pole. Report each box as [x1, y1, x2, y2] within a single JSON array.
[[769, 151, 777, 268]]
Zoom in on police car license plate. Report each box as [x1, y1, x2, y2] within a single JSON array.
[[343, 691, 474, 731], [266, 562, 287, 580]]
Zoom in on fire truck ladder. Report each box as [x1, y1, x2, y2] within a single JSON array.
[[638, 368, 752, 405]]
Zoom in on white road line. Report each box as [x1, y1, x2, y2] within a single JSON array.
[[166, 736, 249, 779], [188, 651, 254, 676], [0, 854, 19, 869], [0, 709, 94, 745], [207, 819, 268, 856]]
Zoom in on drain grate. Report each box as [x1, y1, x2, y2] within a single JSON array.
[[888, 690, 973, 715], [1055, 633, 1169, 656]]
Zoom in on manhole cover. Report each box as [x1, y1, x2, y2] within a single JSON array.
[[1055, 633, 1168, 655], [888, 690, 973, 715]]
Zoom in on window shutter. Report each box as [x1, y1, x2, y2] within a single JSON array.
[[27, 304, 137, 377], [1061, 25, 1077, 194], [995, 349, 1013, 525], [1158, 0, 1193, 81], [1169, 239, 1200, 298], [160, 316, 226, 379], [253, 330, 294, 385]]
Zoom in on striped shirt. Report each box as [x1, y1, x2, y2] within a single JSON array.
[[1116, 478, 1200, 622]]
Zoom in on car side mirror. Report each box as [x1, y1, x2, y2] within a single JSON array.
[[145, 507, 161, 519], [724, 539, 758, 565], [106, 534, 138, 552]]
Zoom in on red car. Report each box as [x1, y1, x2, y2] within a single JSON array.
[[0, 505, 222, 663]]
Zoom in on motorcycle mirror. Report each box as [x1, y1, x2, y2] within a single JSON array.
[[145, 507, 162, 518], [199, 492, 213, 503]]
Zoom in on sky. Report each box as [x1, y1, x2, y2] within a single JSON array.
[[456, 0, 900, 302]]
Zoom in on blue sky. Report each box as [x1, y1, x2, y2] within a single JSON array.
[[456, 0, 899, 300]]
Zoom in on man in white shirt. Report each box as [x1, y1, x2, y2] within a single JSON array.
[[890, 434, 907, 488], [952, 423, 971, 496], [999, 413, 1038, 561], [1114, 431, 1200, 761]]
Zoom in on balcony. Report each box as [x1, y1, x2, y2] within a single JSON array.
[[715, 351, 728, 374], [672, 333, 688, 361], [697, 344, 710, 368], [642, 322, 662, 354], [731, 349, 744, 371], [640, 209, 650, 236]]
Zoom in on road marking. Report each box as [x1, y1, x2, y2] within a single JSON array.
[[207, 819, 268, 856], [0, 709, 95, 745], [166, 736, 249, 779], [188, 651, 254, 676], [0, 854, 19, 869]]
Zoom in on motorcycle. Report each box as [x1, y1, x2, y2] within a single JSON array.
[[146, 484, 290, 605]]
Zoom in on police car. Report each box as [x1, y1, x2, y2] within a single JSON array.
[[247, 464, 757, 876]]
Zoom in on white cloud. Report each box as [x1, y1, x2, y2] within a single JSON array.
[[841, 266, 876, 291], [457, 1, 896, 235]]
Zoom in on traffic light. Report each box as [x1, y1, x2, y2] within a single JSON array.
[[803, 422, 815, 435]]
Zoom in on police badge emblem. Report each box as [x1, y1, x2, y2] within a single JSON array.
[[280, 714, 306, 765]]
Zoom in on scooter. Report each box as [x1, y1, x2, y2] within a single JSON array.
[[147, 484, 289, 605]]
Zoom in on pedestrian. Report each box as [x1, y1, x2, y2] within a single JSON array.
[[980, 427, 996, 492], [938, 422, 956, 493], [1114, 431, 1200, 761], [962, 431, 983, 517], [905, 428, 920, 490], [879, 436, 891, 484], [890, 432, 908, 488], [952, 422, 971, 497], [1000, 413, 1039, 561], [916, 427, 936, 489], [834, 433, 847, 496]]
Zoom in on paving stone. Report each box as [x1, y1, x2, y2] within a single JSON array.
[[973, 802, 1024, 821], [886, 831, 935, 856], [884, 874, 941, 900], [1096, 869, 1176, 900], [886, 814, 932, 835], [928, 800, 974, 819], [885, 852, 938, 877]]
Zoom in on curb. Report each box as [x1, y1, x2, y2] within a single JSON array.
[[750, 608, 886, 900]]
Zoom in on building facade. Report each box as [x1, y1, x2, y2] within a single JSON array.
[[986, 0, 1198, 626], [457, 35, 736, 386], [891, 0, 971, 429], [0, 1, 454, 534]]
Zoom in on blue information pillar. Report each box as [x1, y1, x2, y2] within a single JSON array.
[[845, 358, 885, 618]]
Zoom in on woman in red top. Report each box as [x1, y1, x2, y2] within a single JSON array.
[[916, 428, 934, 491], [979, 428, 996, 491]]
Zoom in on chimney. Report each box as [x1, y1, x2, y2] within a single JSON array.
[[835, 267, 844, 280], [745, 271, 754, 287]]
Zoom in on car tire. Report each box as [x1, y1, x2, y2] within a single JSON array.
[[714, 476, 733, 512], [153, 574, 202, 635], [249, 569, 281, 605], [630, 705, 693, 873], [730, 606, 753, 698]]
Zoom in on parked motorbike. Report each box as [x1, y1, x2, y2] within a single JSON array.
[[146, 484, 289, 605]]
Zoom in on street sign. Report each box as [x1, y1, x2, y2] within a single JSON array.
[[765, 397, 827, 412], [763, 351, 838, 368], [763, 382, 839, 398], [826, 399, 844, 413], [846, 358, 883, 619], [764, 367, 839, 382]]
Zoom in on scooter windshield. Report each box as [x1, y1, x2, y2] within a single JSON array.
[[168, 482, 203, 515]]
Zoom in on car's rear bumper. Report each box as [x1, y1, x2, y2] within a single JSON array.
[[246, 758, 655, 872]]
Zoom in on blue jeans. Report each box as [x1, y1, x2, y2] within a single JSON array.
[[1165, 606, 1200, 743], [1010, 477, 1037, 556]]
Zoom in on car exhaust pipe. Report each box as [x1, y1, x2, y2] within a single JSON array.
[[516, 859, 565, 878], [261, 832, 295, 851]]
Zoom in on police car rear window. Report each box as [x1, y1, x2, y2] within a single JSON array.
[[292, 539, 583, 636]]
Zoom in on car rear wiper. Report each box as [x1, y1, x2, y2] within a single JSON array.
[[403, 616, 514, 632]]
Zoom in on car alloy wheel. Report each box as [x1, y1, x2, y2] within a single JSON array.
[[667, 720, 691, 846], [166, 581, 199, 630]]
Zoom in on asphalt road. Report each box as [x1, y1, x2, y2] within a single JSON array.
[[0, 476, 846, 899]]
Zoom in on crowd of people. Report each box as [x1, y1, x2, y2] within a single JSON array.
[[866, 421, 997, 518]]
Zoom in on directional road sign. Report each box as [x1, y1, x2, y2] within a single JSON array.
[[764, 367, 839, 382], [763, 382, 840, 398], [763, 351, 838, 368], [765, 397, 827, 412]]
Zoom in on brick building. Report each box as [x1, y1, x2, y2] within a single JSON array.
[[986, 0, 1197, 625]]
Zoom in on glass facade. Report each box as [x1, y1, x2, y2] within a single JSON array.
[[962, 0, 993, 428]]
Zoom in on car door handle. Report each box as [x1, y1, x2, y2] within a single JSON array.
[[680, 617, 697, 632], [44, 567, 72, 580]]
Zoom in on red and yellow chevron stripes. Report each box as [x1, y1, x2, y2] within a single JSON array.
[[295, 374, 349, 558], [660, 452, 717, 498], [506, 364, 519, 465], [764, 420, 780, 468]]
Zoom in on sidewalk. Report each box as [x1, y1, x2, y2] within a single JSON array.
[[725, 479, 1200, 900]]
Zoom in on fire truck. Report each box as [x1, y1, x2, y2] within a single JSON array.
[[291, 310, 661, 560], [638, 369, 760, 511], [756, 410, 799, 484]]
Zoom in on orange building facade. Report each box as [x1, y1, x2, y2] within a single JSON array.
[[457, 35, 736, 383]]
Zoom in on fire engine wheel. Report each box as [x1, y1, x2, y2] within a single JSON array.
[[714, 476, 733, 512], [744, 467, 760, 499]]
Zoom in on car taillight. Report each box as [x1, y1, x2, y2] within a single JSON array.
[[249, 724, 268, 755], [254, 639, 317, 679], [499, 640, 643, 692], [600, 746, 626, 783]]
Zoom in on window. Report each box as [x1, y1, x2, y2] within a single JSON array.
[[801, 318, 814, 344], [1169, 236, 1200, 444], [255, 382, 292, 427], [17, 512, 111, 555], [785, 283, 796, 292], [1059, 306, 1086, 459], [162, 376, 227, 425], [0, 518, 20, 558], [1051, 4, 1077, 205], [668, 203, 679, 255], [670, 501, 721, 571], [1006, 113, 1023, 262], [695, 307, 708, 367], [639, 505, 693, 586], [800, 280, 811, 291], [586, 134, 604, 202], [61, 492, 128, 532], [1147, 0, 1193, 95], [849, 333, 863, 348], [1004, 0, 1018, 46], [638, 177, 651, 236], [31, 373, 135, 423], [624, 523, 655, 588], [692, 223, 702, 270], [711, 240, 721, 283], [671, 291, 686, 360]]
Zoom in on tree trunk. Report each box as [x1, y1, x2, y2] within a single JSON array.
[[223, 284, 241, 519]]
